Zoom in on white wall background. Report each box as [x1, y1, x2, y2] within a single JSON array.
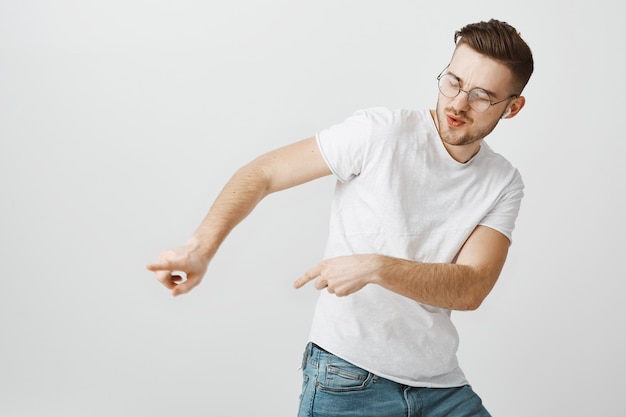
[[1, 1, 623, 416]]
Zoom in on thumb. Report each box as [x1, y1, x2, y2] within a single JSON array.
[[171, 276, 200, 297]]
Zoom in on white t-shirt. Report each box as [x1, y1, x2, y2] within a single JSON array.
[[309, 107, 524, 387]]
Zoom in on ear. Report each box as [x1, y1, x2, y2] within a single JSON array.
[[502, 96, 526, 119]]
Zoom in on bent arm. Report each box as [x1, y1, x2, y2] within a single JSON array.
[[148, 136, 332, 296], [192, 136, 331, 257], [295, 225, 510, 311], [375, 225, 510, 310]]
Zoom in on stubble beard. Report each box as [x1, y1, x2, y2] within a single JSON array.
[[435, 101, 499, 147]]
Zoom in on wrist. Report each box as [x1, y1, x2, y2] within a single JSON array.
[[186, 234, 217, 261], [370, 254, 396, 285]]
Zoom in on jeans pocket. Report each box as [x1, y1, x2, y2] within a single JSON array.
[[319, 357, 375, 392]]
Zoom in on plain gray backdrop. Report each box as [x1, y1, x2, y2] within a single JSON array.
[[1, 1, 624, 416]]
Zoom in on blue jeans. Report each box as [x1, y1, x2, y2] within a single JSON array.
[[298, 343, 491, 417]]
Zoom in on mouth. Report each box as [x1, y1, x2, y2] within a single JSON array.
[[446, 114, 465, 127]]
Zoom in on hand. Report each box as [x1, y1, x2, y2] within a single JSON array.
[[146, 241, 211, 297], [293, 254, 384, 297]]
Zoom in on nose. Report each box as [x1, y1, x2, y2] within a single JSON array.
[[450, 89, 471, 112]]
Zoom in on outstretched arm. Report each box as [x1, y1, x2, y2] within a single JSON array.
[[294, 225, 510, 311], [147, 136, 332, 296]]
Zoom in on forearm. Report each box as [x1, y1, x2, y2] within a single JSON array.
[[375, 256, 496, 311], [190, 161, 272, 259], [295, 219, 508, 309], [145, 166, 266, 297], [188, 137, 331, 261], [149, 137, 331, 296]]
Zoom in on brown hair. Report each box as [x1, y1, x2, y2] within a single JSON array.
[[455, 19, 534, 93]]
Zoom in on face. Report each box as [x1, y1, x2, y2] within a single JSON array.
[[434, 44, 520, 160]]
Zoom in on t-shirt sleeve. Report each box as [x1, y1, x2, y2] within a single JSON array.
[[478, 169, 525, 244], [315, 109, 376, 183]]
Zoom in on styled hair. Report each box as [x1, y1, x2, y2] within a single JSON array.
[[455, 19, 534, 93]]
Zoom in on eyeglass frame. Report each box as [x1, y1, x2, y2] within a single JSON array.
[[436, 66, 518, 113]]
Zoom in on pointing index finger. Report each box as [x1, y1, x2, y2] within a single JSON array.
[[146, 256, 180, 272], [146, 262, 170, 272], [293, 262, 323, 289]]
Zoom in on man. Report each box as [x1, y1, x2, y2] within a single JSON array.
[[147, 18, 533, 417]]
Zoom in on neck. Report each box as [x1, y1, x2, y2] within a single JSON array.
[[429, 109, 481, 164]]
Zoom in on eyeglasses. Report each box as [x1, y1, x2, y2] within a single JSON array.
[[436, 69, 518, 113]]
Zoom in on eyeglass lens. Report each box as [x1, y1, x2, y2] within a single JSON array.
[[438, 74, 491, 112]]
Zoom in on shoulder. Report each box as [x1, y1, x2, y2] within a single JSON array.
[[479, 143, 525, 188], [348, 107, 430, 138], [318, 107, 431, 149]]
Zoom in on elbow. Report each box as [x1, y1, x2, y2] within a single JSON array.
[[460, 284, 496, 311], [450, 293, 483, 311], [458, 267, 499, 311], [454, 293, 486, 311], [462, 296, 485, 311], [243, 156, 284, 195], [234, 161, 273, 196]]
